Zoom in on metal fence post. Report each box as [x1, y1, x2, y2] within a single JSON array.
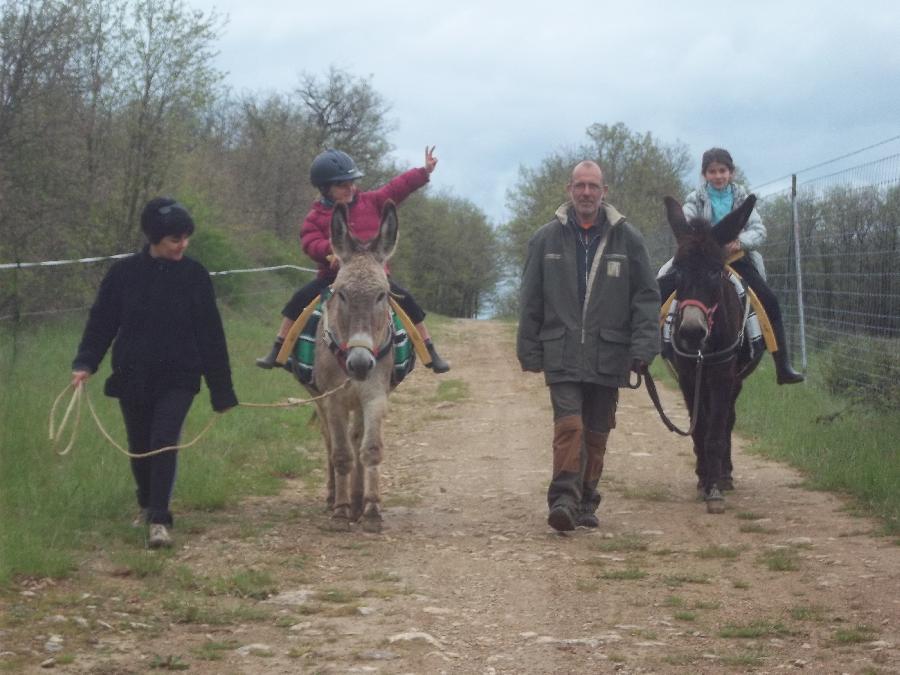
[[791, 174, 808, 369]]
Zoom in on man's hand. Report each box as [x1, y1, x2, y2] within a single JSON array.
[[630, 358, 647, 374], [425, 145, 438, 174]]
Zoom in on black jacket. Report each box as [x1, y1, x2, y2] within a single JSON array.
[[72, 247, 238, 411]]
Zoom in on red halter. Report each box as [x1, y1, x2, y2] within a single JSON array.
[[678, 299, 719, 333]]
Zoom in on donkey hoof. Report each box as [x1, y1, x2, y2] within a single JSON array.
[[705, 488, 725, 514], [361, 511, 383, 534], [328, 505, 352, 531]]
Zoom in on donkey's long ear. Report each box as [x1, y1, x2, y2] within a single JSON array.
[[370, 200, 399, 263], [664, 196, 690, 241], [713, 194, 757, 246], [330, 202, 359, 262]]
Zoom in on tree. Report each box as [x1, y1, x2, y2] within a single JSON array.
[[497, 122, 691, 315], [391, 191, 499, 318], [296, 66, 393, 172]]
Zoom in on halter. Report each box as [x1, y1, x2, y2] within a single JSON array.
[[677, 299, 719, 338], [671, 282, 750, 365], [321, 293, 394, 374]]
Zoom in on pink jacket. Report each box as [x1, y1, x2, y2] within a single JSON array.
[[300, 168, 429, 279]]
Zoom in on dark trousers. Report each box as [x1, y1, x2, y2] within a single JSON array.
[[282, 277, 426, 325], [119, 389, 195, 526], [547, 382, 617, 509]]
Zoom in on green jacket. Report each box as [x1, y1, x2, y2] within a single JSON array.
[[516, 201, 660, 386]]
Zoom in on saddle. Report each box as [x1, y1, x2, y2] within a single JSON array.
[[659, 264, 777, 360], [274, 289, 417, 389]]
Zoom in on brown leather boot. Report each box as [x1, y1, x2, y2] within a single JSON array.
[[547, 416, 582, 532]]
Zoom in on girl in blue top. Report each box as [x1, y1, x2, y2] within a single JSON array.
[[660, 147, 803, 384]]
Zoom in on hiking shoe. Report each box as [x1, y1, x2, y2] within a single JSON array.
[[576, 507, 599, 528], [148, 524, 172, 549], [547, 503, 576, 532], [131, 508, 148, 528]]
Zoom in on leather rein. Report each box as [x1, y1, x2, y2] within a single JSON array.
[[635, 274, 751, 436]]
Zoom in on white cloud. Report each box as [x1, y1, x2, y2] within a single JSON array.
[[196, 0, 900, 221]]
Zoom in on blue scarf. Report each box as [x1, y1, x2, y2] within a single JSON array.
[[706, 184, 734, 224]]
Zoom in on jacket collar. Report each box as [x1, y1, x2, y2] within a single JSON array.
[[554, 201, 626, 229]]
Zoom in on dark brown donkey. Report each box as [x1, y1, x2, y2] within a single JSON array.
[[306, 201, 399, 532], [663, 195, 763, 513]]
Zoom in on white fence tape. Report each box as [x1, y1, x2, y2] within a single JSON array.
[[0, 252, 316, 276]]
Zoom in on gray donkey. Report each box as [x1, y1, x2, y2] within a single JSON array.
[[309, 200, 399, 532]]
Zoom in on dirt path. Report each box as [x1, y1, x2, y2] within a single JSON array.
[[6, 319, 899, 673]]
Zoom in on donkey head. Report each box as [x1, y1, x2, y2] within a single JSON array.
[[664, 195, 755, 351], [326, 201, 398, 381]]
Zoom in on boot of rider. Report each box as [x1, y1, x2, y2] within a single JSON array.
[[256, 337, 285, 370], [771, 320, 804, 385], [547, 415, 583, 531], [577, 430, 609, 528], [425, 340, 450, 373]]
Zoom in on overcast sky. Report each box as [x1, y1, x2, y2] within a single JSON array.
[[192, 0, 900, 224]]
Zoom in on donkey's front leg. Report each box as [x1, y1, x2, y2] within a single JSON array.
[[358, 395, 388, 533], [324, 407, 354, 529]]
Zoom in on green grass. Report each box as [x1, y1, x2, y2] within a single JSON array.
[[758, 548, 801, 572], [0, 287, 324, 583], [718, 620, 793, 638], [432, 378, 470, 402], [734, 356, 900, 534], [695, 545, 740, 559]]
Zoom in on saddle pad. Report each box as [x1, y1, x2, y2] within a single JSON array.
[[292, 290, 415, 388]]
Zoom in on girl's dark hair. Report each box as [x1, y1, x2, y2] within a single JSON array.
[[701, 147, 735, 173], [140, 197, 195, 244]]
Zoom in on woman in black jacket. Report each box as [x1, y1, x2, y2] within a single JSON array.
[[71, 198, 238, 549]]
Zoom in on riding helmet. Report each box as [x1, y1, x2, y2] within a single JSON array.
[[309, 149, 365, 188]]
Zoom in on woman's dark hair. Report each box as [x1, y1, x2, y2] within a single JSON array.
[[701, 147, 735, 173], [140, 197, 195, 244]]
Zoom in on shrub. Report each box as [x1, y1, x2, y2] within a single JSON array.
[[817, 335, 900, 410]]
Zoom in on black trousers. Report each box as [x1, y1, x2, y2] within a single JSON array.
[[281, 277, 427, 325], [119, 388, 195, 526]]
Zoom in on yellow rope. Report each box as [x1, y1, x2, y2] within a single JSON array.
[[49, 379, 350, 459]]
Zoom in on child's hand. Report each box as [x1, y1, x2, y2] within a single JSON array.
[[724, 240, 742, 254], [425, 145, 438, 174]]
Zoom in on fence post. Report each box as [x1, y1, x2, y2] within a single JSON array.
[[791, 174, 808, 369]]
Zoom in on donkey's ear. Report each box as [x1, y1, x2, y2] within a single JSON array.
[[713, 194, 757, 246], [330, 202, 358, 262], [371, 200, 399, 263], [664, 196, 690, 241]]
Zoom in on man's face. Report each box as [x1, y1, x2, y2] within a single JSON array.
[[567, 165, 607, 223]]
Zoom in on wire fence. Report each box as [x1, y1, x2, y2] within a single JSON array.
[[650, 141, 900, 407], [0, 255, 314, 323]]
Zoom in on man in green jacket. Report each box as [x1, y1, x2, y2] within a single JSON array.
[[517, 161, 660, 532]]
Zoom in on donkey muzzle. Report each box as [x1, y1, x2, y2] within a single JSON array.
[[678, 305, 709, 350], [346, 345, 376, 380]]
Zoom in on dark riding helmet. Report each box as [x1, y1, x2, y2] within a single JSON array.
[[309, 149, 365, 188]]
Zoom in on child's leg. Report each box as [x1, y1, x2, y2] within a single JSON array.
[[257, 277, 331, 369], [730, 260, 803, 384], [389, 279, 450, 373]]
